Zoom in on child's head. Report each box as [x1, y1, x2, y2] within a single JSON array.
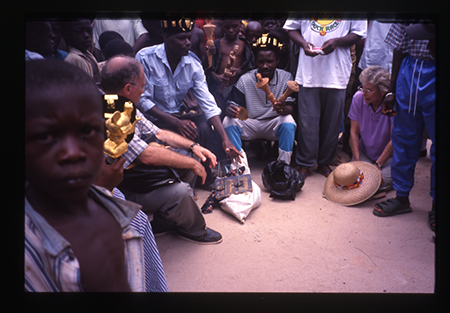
[[98, 30, 124, 52], [221, 20, 241, 39], [25, 21, 55, 56], [25, 59, 104, 203], [61, 19, 93, 52], [103, 39, 134, 60], [245, 21, 264, 45]]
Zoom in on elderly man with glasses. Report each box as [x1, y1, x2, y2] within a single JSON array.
[[99, 54, 223, 245]]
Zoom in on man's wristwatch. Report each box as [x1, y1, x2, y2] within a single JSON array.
[[374, 161, 382, 168], [189, 142, 200, 152]]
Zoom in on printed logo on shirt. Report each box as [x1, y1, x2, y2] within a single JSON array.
[[309, 13, 341, 36]]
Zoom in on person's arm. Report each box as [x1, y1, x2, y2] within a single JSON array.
[[155, 129, 217, 167], [321, 33, 362, 55], [381, 49, 407, 116], [93, 47, 103, 62], [136, 144, 208, 184], [273, 101, 294, 116], [209, 115, 243, 161], [133, 33, 150, 54], [375, 124, 393, 167], [93, 156, 126, 191], [225, 82, 247, 118], [349, 119, 361, 161], [146, 105, 198, 140], [287, 29, 317, 57]]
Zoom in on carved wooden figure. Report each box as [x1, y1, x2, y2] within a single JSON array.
[[278, 80, 299, 103], [256, 72, 277, 105], [203, 21, 216, 69]]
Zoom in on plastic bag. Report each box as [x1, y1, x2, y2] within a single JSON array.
[[261, 160, 305, 200], [220, 180, 261, 223]]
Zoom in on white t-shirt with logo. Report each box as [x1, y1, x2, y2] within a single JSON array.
[[284, 15, 367, 89]]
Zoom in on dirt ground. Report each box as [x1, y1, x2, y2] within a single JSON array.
[[154, 139, 435, 294]]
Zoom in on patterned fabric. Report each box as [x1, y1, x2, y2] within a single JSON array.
[[99, 186, 168, 292], [384, 23, 434, 61], [334, 171, 364, 190], [122, 109, 160, 168], [129, 210, 169, 292], [24, 185, 168, 292]]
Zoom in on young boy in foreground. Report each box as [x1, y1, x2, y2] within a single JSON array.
[[24, 59, 167, 292]]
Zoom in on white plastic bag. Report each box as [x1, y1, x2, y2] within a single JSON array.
[[220, 180, 261, 223]]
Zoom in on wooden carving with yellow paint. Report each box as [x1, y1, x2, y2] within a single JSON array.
[[104, 101, 141, 159]]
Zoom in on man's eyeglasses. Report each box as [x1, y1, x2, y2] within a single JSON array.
[[357, 85, 374, 94], [130, 82, 148, 91]]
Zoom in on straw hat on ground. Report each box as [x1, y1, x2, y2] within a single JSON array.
[[323, 161, 381, 206]]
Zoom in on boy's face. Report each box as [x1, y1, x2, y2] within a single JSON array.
[[25, 86, 104, 202], [262, 19, 278, 32], [64, 19, 93, 52], [256, 50, 279, 80], [222, 20, 241, 38], [35, 22, 55, 56], [246, 25, 263, 45]]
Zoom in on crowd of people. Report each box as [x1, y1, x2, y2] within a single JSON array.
[[25, 12, 436, 292]]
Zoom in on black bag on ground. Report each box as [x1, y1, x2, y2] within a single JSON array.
[[117, 134, 182, 194], [261, 160, 305, 200]]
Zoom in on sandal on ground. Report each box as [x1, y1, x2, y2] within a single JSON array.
[[373, 198, 412, 217], [428, 208, 435, 232], [296, 166, 310, 180], [315, 165, 332, 178]]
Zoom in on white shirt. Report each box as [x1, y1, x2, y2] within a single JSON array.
[[93, 15, 148, 50], [284, 15, 367, 89], [358, 20, 393, 73], [25, 50, 44, 61]]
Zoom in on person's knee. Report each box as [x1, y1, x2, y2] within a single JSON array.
[[222, 116, 238, 128], [224, 124, 242, 151], [169, 182, 195, 201], [276, 122, 296, 151]]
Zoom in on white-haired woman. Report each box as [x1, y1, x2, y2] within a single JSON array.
[[348, 65, 394, 197]]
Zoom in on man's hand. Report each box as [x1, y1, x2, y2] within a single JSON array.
[[302, 42, 319, 57], [273, 101, 293, 116], [94, 156, 127, 191], [321, 38, 339, 55], [211, 72, 230, 89], [381, 94, 397, 116], [191, 144, 217, 169], [192, 160, 208, 185], [228, 67, 242, 85], [206, 44, 216, 55], [176, 119, 198, 140], [223, 139, 243, 163], [226, 102, 240, 118]]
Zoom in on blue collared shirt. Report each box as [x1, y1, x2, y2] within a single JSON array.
[[135, 43, 221, 121], [24, 185, 168, 292]]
